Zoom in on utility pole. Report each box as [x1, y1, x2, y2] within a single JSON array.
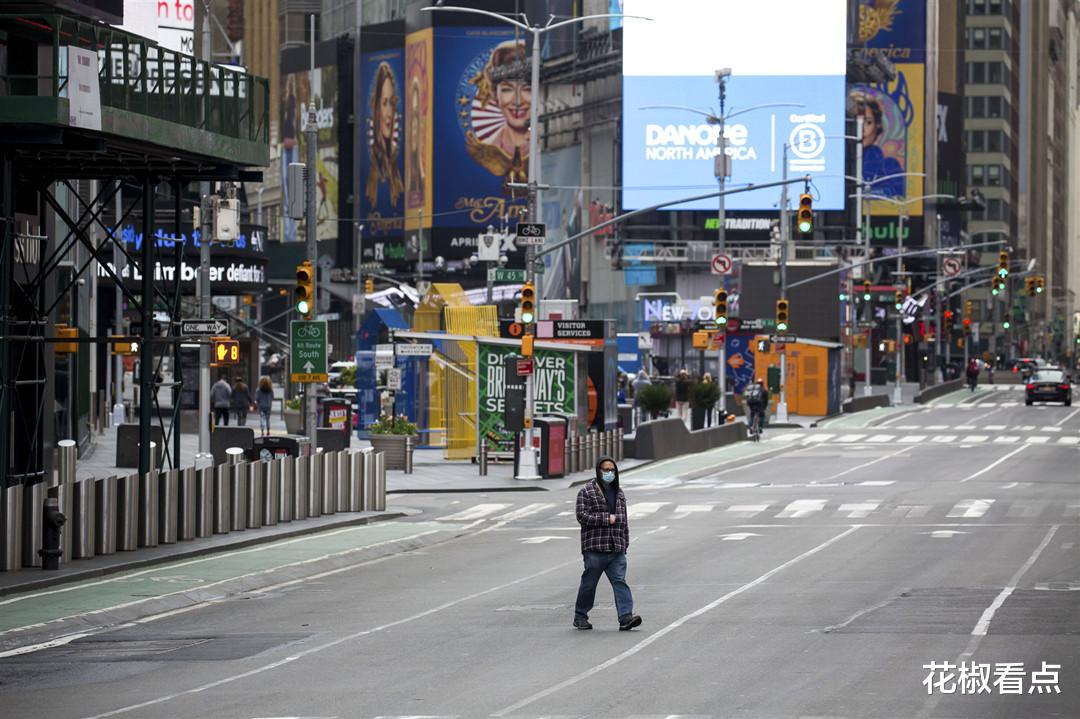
[[197, 9, 212, 464], [894, 211, 906, 405], [777, 144, 789, 423], [715, 69, 729, 418], [305, 14, 318, 450], [113, 182, 125, 424]]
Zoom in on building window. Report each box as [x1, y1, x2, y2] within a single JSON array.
[[988, 0, 1003, 14], [966, 62, 986, 83], [987, 28, 1003, 49], [987, 165, 1002, 186], [970, 165, 985, 185], [968, 130, 985, 152], [969, 0, 986, 14], [987, 130, 1005, 152], [969, 28, 986, 48], [988, 62, 1003, 83], [967, 96, 985, 118], [987, 96, 1003, 118]]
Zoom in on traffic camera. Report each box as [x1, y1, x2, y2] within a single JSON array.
[[295, 261, 315, 319], [520, 282, 536, 325], [775, 299, 789, 332], [797, 193, 813, 235], [714, 289, 728, 326]]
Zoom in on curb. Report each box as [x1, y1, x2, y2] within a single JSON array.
[[389, 485, 551, 494], [0, 511, 407, 599]]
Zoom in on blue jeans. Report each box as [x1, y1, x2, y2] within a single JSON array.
[[575, 551, 634, 620]]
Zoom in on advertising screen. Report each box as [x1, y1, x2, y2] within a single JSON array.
[[359, 47, 406, 240], [621, 0, 847, 211]]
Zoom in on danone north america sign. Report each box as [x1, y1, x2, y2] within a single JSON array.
[[477, 344, 575, 453]]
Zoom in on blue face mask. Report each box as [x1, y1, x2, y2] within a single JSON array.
[[600, 470, 615, 483]]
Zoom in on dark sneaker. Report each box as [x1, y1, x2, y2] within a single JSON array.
[[618, 614, 642, 631], [573, 617, 593, 630]]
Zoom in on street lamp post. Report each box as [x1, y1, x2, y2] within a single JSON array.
[[422, 4, 647, 480]]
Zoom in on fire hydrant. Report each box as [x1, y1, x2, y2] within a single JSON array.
[[40, 496, 65, 570]]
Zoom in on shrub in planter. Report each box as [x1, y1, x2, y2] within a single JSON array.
[[283, 396, 303, 434], [367, 414, 418, 470], [689, 381, 722, 430], [636, 383, 673, 420]]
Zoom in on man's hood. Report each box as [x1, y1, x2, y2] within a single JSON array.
[[594, 455, 619, 491]]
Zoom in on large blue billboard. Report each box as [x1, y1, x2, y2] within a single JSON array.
[[621, 0, 848, 211], [359, 47, 406, 239]]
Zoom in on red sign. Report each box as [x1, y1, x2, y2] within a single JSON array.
[[516, 358, 534, 377]]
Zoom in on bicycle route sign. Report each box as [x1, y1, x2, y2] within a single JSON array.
[[290, 320, 328, 383]]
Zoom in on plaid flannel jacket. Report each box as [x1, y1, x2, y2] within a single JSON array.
[[576, 480, 629, 553]]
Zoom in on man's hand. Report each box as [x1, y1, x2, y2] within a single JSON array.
[[608, 514, 616, 525]]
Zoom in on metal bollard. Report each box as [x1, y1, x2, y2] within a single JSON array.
[[213, 463, 231, 534], [363, 448, 377, 510], [348, 450, 364, 511], [21, 481, 42, 567], [336, 451, 350, 513], [194, 466, 213, 538], [94, 476, 117, 556], [404, 436, 415, 474], [563, 437, 572, 475], [72, 477, 96, 559], [158, 469, 179, 545], [57, 439, 76, 562], [227, 448, 247, 531], [138, 469, 159, 548], [308, 452, 324, 517], [321, 451, 337, 515], [615, 428, 624, 462], [178, 467, 196, 541], [2, 482, 23, 571], [280, 456, 295, 523], [294, 454, 309, 521], [478, 439, 488, 476], [373, 452, 386, 511], [247, 460, 264, 529], [577, 434, 586, 471], [264, 457, 280, 526], [116, 473, 139, 551]]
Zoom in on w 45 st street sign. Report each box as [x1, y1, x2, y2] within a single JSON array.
[[291, 320, 328, 383]]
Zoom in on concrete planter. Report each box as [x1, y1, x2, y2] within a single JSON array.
[[283, 410, 302, 434], [369, 434, 412, 470]]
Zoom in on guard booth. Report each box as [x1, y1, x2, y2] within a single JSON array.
[[752, 336, 843, 417]]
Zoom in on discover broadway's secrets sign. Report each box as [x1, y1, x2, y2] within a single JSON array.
[[477, 344, 575, 453]]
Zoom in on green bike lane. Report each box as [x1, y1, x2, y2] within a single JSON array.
[[0, 519, 456, 638]]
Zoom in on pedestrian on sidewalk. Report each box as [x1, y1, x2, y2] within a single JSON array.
[[211, 375, 232, 427], [572, 455, 642, 632], [255, 376, 274, 436], [675, 368, 691, 423], [231, 376, 253, 426]]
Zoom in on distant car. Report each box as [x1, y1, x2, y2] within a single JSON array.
[[1025, 369, 1072, 406], [328, 360, 356, 389]]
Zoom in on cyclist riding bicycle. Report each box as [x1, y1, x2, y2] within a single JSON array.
[[965, 358, 980, 391], [744, 379, 770, 437]]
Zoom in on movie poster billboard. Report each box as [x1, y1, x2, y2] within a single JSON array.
[[405, 28, 434, 232], [359, 47, 406, 240], [477, 344, 575, 452], [539, 145, 582, 300], [280, 55, 339, 243], [433, 27, 531, 229]]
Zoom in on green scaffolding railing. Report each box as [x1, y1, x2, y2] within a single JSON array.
[[0, 13, 268, 147]]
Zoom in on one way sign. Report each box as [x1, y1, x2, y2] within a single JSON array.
[[180, 319, 228, 336]]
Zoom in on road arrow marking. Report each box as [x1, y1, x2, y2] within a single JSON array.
[[720, 532, 762, 541], [923, 530, 969, 538]]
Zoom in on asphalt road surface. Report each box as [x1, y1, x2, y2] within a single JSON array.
[[0, 385, 1077, 718]]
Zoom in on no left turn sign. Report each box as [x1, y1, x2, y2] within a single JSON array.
[[942, 257, 963, 277], [711, 253, 733, 276]]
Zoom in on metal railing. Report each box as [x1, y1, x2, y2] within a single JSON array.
[[0, 14, 268, 145]]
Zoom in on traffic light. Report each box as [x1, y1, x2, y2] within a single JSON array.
[[1025, 276, 1036, 297], [714, 289, 728, 326], [997, 250, 1009, 278], [295, 261, 315, 318], [943, 309, 953, 328], [894, 290, 904, 310], [862, 279, 872, 301], [797, 193, 813, 235], [520, 281, 536, 324], [1002, 319, 1011, 330], [364, 277, 374, 294], [991, 277, 1003, 296], [1036, 276, 1045, 294], [775, 298, 789, 332]]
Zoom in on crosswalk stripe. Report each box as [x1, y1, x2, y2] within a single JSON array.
[[899, 435, 927, 443], [994, 436, 1020, 444], [926, 425, 949, 430], [839, 501, 881, 518], [437, 503, 512, 521], [894, 505, 931, 518], [672, 504, 712, 517], [1025, 436, 1050, 444], [1040, 426, 1063, 432], [955, 425, 976, 430], [804, 434, 835, 443], [947, 499, 995, 518], [492, 503, 557, 522], [1006, 501, 1047, 518], [976, 402, 998, 408], [1066, 505, 1080, 518], [1017, 425, 1036, 431], [628, 502, 669, 518], [931, 435, 957, 443], [726, 504, 770, 516], [985, 424, 1006, 430], [961, 435, 989, 443], [769, 433, 802, 442], [776, 499, 827, 518], [1058, 436, 1080, 445], [835, 434, 868, 443], [866, 434, 895, 443], [1001, 402, 1019, 407]]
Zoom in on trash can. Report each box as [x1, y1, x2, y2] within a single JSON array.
[[534, 416, 567, 479], [250, 434, 311, 462], [319, 398, 352, 448]]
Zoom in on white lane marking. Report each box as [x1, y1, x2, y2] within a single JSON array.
[[716, 482, 760, 489], [899, 435, 928, 444], [1016, 425, 1036, 431], [961, 435, 989, 444], [994, 436, 1020, 444], [894, 505, 931, 518], [839, 501, 881, 518], [726, 504, 770, 517], [519, 536, 569, 544], [931, 435, 958, 443], [866, 434, 896, 443], [720, 532, 761, 541], [961, 444, 1030, 483], [1005, 502, 1047, 518], [627, 502, 668, 519], [1040, 426, 1063, 433], [491, 503, 557, 522], [1025, 436, 1050, 444], [975, 402, 998, 408], [803, 434, 835, 443], [946, 499, 995, 519], [0, 630, 99, 659], [824, 446, 909, 481], [776, 499, 827, 519], [1000, 402, 1019, 408], [925, 530, 968, 538], [858, 480, 895, 486], [436, 503, 511, 522], [1058, 436, 1080, 445], [895, 425, 922, 430], [492, 527, 861, 717], [984, 424, 1006, 430], [972, 526, 1059, 636], [672, 504, 713, 519], [1001, 482, 1019, 489], [835, 434, 868, 443], [1055, 408, 1080, 426], [768, 433, 802, 442], [926, 425, 949, 430], [955, 425, 976, 430], [935, 403, 955, 409]]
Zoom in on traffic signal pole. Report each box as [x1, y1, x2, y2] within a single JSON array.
[[305, 14, 318, 450], [776, 145, 789, 423], [894, 211, 906, 405], [197, 12, 212, 464]]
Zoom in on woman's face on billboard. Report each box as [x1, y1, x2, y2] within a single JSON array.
[[378, 76, 396, 142], [495, 79, 530, 132]]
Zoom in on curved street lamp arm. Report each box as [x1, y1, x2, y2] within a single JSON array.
[[546, 13, 651, 31], [639, 104, 716, 120], [420, 6, 530, 32], [725, 102, 804, 120]]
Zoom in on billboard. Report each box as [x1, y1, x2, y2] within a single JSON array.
[[433, 27, 530, 229], [280, 49, 340, 243], [405, 28, 434, 232], [477, 344, 575, 453], [359, 47, 406, 239], [621, 0, 847, 211]]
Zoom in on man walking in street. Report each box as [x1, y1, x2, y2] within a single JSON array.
[[211, 375, 232, 427], [573, 455, 642, 631]]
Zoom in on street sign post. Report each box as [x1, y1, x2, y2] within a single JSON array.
[[396, 343, 433, 357], [387, 368, 402, 391], [515, 222, 546, 246], [494, 268, 527, 283], [290, 320, 328, 383], [516, 358, 534, 377], [179, 319, 228, 336], [769, 334, 798, 344], [942, 256, 962, 277]]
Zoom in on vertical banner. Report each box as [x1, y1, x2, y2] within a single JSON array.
[[477, 344, 575, 452], [360, 48, 406, 239], [433, 27, 531, 229], [539, 145, 582, 299], [405, 28, 434, 232]]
